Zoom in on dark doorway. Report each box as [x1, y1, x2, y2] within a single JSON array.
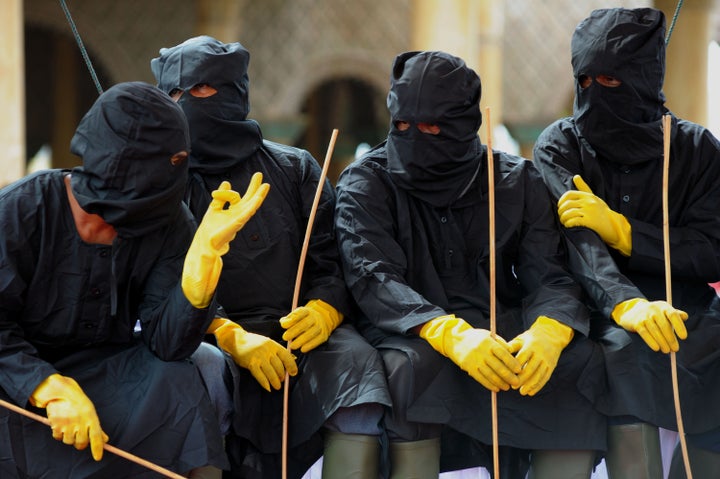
[[299, 77, 388, 185], [25, 25, 111, 171]]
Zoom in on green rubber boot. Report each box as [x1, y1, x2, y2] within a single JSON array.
[[321, 431, 380, 478], [605, 423, 663, 479], [668, 439, 720, 479], [389, 438, 441, 479], [528, 449, 595, 479]]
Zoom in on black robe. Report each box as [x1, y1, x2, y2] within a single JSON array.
[[335, 143, 607, 472], [534, 116, 720, 443], [0, 170, 226, 478], [184, 140, 391, 479]]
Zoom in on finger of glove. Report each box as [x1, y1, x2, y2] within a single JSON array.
[[74, 423, 90, 451], [517, 353, 544, 385], [281, 314, 315, 342], [491, 343, 522, 374], [255, 358, 283, 391], [557, 193, 582, 215], [644, 316, 675, 353], [211, 188, 240, 207], [237, 173, 268, 209], [233, 184, 269, 229], [572, 175, 593, 194], [635, 324, 662, 352], [267, 353, 291, 389], [665, 309, 689, 340], [299, 337, 325, 353], [278, 348, 299, 376], [240, 172, 264, 201], [288, 327, 323, 351], [279, 308, 311, 329], [519, 364, 551, 396], [89, 426, 107, 461], [558, 207, 585, 228], [469, 365, 511, 391], [653, 314, 680, 352], [248, 363, 272, 392], [484, 355, 520, 388], [467, 366, 501, 391]]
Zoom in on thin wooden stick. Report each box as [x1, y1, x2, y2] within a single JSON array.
[[0, 398, 186, 479], [662, 114, 692, 478], [281, 128, 339, 479], [485, 107, 500, 479]]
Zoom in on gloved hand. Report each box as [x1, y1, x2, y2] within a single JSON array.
[[557, 175, 632, 256], [612, 298, 688, 353], [280, 299, 343, 353], [209, 317, 298, 391], [419, 315, 520, 392], [29, 374, 109, 461], [182, 173, 270, 308], [507, 316, 574, 396]]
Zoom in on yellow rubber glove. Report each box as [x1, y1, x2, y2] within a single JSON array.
[[557, 175, 632, 256], [419, 315, 520, 392], [209, 317, 298, 392], [612, 298, 689, 353], [280, 299, 343, 353], [507, 316, 574, 396], [182, 173, 270, 308], [29, 374, 109, 461]]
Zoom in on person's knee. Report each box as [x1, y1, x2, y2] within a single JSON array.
[[192, 342, 233, 435], [324, 403, 385, 436]]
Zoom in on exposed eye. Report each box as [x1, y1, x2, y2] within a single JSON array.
[[578, 75, 592, 89], [417, 123, 441, 135], [170, 151, 188, 166], [596, 75, 622, 88], [189, 83, 218, 98], [394, 120, 410, 131], [169, 88, 183, 101]]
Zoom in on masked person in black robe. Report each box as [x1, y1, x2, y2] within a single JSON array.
[[533, 7, 720, 478], [334, 50, 606, 479], [151, 36, 391, 479], [0, 81, 269, 478]]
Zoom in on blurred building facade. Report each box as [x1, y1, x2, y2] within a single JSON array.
[[1, 0, 718, 186]]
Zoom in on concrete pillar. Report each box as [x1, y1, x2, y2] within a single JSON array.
[[409, 0, 505, 144], [656, 0, 712, 125], [195, 0, 244, 41], [0, 0, 25, 186]]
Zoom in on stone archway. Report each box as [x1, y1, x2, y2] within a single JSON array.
[[298, 76, 389, 185]]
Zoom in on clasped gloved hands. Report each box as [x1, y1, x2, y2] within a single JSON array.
[[209, 317, 298, 392], [182, 173, 270, 308], [30, 373, 109, 461], [420, 315, 520, 392], [507, 316, 574, 396], [557, 175, 632, 256], [280, 299, 343, 353], [612, 298, 688, 353]]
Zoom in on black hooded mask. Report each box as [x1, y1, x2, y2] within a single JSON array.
[[572, 8, 668, 165], [70, 81, 190, 238], [151, 35, 262, 174], [386, 51, 483, 208]]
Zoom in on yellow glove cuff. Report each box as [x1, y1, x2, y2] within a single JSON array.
[[419, 314, 471, 356], [306, 299, 343, 329], [533, 316, 574, 348], [609, 211, 632, 256]]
